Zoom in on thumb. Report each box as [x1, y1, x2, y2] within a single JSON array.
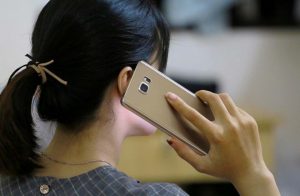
[[167, 137, 209, 173]]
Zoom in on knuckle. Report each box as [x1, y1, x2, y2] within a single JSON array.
[[227, 120, 239, 132], [207, 92, 217, 99], [199, 90, 213, 97], [206, 92, 219, 104], [241, 116, 258, 130], [248, 117, 258, 130], [249, 115, 258, 125], [211, 130, 225, 144], [195, 90, 203, 96], [224, 119, 242, 137], [196, 90, 208, 95], [219, 93, 231, 102], [219, 92, 230, 99]]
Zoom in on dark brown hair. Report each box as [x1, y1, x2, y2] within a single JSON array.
[[0, 0, 169, 176]]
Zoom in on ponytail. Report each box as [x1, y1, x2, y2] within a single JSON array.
[[0, 69, 41, 175]]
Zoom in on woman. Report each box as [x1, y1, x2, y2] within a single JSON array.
[[0, 0, 280, 195]]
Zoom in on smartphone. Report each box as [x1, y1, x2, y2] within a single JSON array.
[[121, 61, 214, 155]]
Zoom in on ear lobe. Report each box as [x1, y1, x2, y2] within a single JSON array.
[[117, 66, 133, 96]]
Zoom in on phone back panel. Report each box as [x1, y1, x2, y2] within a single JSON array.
[[121, 61, 214, 155]]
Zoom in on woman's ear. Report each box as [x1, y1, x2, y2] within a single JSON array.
[[117, 66, 133, 96]]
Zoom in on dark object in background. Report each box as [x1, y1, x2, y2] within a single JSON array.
[[154, 0, 300, 28], [259, 0, 296, 26], [230, 0, 298, 27], [171, 78, 218, 93], [180, 183, 239, 196]]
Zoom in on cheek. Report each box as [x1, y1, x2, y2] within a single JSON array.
[[127, 112, 157, 136]]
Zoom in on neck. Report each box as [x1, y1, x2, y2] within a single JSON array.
[[39, 109, 129, 177], [37, 120, 126, 178], [36, 84, 132, 178], [44, 123, 123, 168]]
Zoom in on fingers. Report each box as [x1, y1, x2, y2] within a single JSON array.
[[165, 92, 214, 138], [195, 91, 231, 122], [165, 90, 266, 183], [167, 137, 209, 173], [218, 93, 239, 116], [166, 90, 242, 141]]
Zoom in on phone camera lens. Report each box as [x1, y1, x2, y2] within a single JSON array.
[[139, 82, 149, 94]]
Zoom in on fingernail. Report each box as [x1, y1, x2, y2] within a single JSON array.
[[166, 92, 177, 101], [166, 139, 173, 146]]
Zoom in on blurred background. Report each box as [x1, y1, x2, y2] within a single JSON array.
[[1, 0, 300, 195]]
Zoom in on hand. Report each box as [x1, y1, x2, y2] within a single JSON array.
[[165, 90, 280, 196]]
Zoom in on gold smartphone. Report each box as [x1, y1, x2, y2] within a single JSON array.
[[121, 61, 214, 155]]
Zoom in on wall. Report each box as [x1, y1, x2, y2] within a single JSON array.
[[0, 0, 47, 84]]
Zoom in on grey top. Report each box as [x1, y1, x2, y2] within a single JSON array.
[[0, 166, 188, 196]]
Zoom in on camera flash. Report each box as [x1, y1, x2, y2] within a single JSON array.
[[144, 77, 151, 83]]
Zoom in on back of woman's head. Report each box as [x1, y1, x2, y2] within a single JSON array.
[[0, 0, 169, 176]]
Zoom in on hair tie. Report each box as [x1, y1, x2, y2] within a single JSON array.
[[8, 54, 68, 86], [26, 54, 67, 85]]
